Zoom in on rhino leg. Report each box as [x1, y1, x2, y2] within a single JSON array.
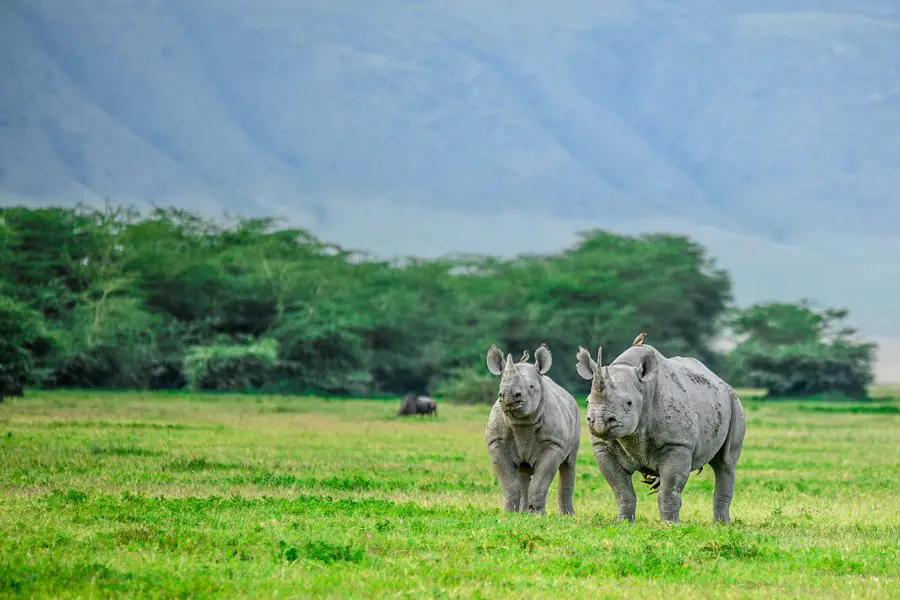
[[526, 447, 565, 514], [710, 461, 735, 524], [710, 402, 746, 523], [517, 470, 532, 511], [557, 453, 576, 516], [655, 446, 692, 523], [594, 444, 637, 522], [488, 442, 522, 512]]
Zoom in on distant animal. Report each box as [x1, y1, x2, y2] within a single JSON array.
[[397, 394, 438, 417], [631, 332, 647, 346], [575, 343, 746, 524], [485, 343, 581, 515]]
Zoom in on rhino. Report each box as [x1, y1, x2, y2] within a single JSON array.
[[398, 394, 438, 417], [575, 343, 746, 523], [485, 343, 581, 515]]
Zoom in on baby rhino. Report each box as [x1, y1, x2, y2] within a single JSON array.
[[576, 344, 746, 523], [485, 344, 581, 515]]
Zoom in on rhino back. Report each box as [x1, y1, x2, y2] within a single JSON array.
[[654, 357, 735, 467], [611, 345, 653, 368]]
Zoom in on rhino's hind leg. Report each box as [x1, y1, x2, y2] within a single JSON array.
[[710, 396, 747, 523], [557, 453, 576, 516], [517, 470, 532, 512], [656, 446, 692, 523], [710, 460, 735, 524]]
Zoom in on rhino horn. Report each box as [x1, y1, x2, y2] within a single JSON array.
[[591, 368, 606, 393], [503, 353, 515, 375]]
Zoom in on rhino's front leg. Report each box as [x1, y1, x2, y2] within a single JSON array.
[[488, 441, 522, 511], [593, 441, 636, 522], [526, 446, 565, 514], [655, 446, 693, 523]]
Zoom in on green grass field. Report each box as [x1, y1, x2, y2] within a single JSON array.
[[1, 391, 898, 598]]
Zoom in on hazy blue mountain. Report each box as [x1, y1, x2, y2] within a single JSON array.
[[2, 0, 899, 379]]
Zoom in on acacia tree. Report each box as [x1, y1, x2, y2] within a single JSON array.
[[0, 203, 873, 399], [0, 295, 55, 399], [46, 203, 165, 388], [725, 301, 875, 398]]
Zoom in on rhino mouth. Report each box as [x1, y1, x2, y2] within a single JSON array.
[[500, 396, 526, 412], [589, 423, 621, 439]]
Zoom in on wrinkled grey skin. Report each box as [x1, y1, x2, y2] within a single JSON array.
[[576, 344, 746, 524], [485, 344, 581, 515], [398, 394, 437, 417]]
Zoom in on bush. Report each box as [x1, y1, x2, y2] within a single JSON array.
[[433, 368, 497, 404], [43, 298, 175, 390], [734, 340, 874, 399], [184, 338, 280, 391], [0, 295, 55, 399], [272, 322, 373, 396], [724, 302, 877, 399]]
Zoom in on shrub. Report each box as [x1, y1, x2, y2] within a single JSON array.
[[433, 368, 497, 404], [735, 340, 874, 399], [184, 338, 280, 391], [0, 295, 55, 399], [724, 302, 877, 399]]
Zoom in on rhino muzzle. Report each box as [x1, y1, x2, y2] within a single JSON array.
[[587, 414, 620, 438]]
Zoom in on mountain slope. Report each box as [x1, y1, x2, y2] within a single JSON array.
[[4, 1, 900, 230], [2, 1, 900, 378]]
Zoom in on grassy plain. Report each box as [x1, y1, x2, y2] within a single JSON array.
[[1, 390, 898, 598]]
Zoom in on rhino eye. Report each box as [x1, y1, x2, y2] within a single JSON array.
[[626, 401, 633, 409]]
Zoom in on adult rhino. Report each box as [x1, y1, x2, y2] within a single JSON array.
[[485, 344, 581, 515], [575, 343, 746, 523], [398, 394, 437, 417]]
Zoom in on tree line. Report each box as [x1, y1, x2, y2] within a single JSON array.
[[0, 203, 877, 401]]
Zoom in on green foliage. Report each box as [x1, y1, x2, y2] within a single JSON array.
[[726, 302, 876, 398], [433, 368, 497, 405], [0, 295, 55, 399], [729, 301, 855, 346], [0, 202, 877, 398], [184, 339, 279, 391]]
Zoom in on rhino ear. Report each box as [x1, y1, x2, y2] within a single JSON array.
[[637, 349, 659, 383], [575, 346, 597, 380], [486, 344, 504, 376], [534, 343, 552, 374]]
